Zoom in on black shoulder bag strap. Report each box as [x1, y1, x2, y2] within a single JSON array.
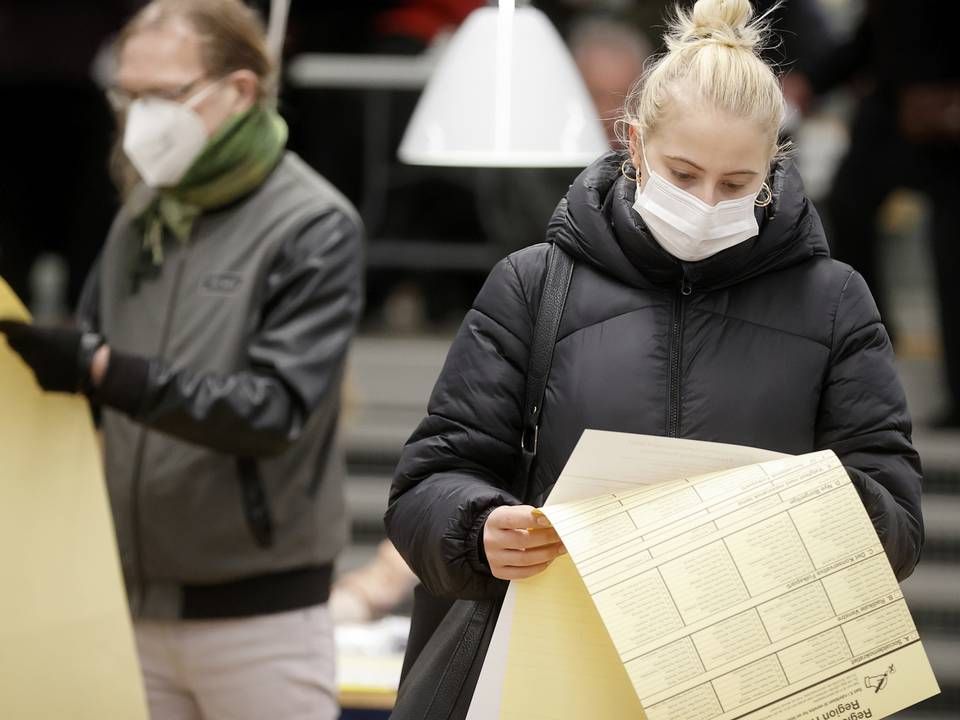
[[393, 242, 575, 720], [519, 242, 574, 501]]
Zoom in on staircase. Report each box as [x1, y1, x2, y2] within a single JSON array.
[[895, 430, 960, 718]]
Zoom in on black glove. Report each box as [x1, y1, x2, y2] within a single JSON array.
[[0, 320, 103, 394]]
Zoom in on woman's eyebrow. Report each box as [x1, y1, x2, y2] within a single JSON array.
[[664, 155, 759, 175]]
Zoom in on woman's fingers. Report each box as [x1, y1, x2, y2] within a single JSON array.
[[484, 505, 565, 581], [487, 525, 561, 550], [489, 505, 551, 531], [487, 542, 566, 582], [497, 542, 566, 567], [486, 505, 560, 547], [494, 561, 553, 581], [517, 527, 562, 548]]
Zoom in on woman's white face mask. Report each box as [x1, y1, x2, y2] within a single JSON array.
[[632, 135, 761, 262]]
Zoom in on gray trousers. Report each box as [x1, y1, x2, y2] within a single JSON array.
[[134, 604, 337, 720]]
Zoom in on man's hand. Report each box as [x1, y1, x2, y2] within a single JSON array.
[[0, 320, 103, 394], [482, 505, 566, 581]]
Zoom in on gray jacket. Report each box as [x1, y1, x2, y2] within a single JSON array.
[[79, 152, 364, 619]]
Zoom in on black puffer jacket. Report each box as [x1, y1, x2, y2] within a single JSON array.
[[386, 152, 924, 608]]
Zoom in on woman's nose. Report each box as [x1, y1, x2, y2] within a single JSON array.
[[694, 186, 720, 207]]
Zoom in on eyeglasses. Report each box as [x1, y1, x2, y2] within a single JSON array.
[[106, 76, 209, 113]]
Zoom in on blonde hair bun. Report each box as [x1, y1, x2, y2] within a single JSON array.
[[618, 0, 787, 165], [669, 0, 764, 54]]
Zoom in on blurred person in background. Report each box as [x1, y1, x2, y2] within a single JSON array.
[[785, 0, 960, 427], [329, 540, 418, 624], [0, 1, 364, 718], [570, 14, 652, 146]]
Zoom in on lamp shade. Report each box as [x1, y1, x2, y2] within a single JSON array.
[[398, 5, 608, 167]]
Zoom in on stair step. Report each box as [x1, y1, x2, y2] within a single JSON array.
[[903, 563, 960, 611]]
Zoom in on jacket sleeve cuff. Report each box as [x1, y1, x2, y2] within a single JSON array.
[[93, 349, 150, 416], [468, 505, 499, 576]]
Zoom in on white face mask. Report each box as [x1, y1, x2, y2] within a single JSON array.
[[122, 80, 222, 188], [632, 136, 761, 262]]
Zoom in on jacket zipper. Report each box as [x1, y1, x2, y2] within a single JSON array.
[[129, 248, 189, 613], [668, 278, 692, 438]]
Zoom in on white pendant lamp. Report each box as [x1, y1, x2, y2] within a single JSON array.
[[398, 0, 608, 167]]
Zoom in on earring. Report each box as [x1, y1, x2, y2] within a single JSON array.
[[621, 159, 639, 183], [755, 181, 773, 207]]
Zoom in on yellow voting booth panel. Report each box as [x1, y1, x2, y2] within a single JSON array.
[[0, 279, 147, 719]]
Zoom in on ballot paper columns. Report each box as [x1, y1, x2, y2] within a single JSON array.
[[490, 432, 937, 720]]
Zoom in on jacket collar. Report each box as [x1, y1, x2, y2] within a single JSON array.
[[549, 151, 829, 291]]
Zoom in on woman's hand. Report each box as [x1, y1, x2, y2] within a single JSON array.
[[482, 505, 566, 581]]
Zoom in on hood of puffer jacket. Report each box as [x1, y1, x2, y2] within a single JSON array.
[[547, 151, 830, 291]]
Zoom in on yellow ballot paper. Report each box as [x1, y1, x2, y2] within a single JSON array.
[[491, 432, 784, 720], [0, 280, 148, 719], [502, 553, 647, 719], [502, 431, 938, 720]]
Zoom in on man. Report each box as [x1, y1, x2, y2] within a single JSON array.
[[0, 1, 363, 718], [568, 15, 650, 146]]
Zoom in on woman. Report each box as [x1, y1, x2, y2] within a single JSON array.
[[385, 0, 923, 705]]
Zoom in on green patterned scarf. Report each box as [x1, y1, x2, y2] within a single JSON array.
[[134, 105, 288, 280]]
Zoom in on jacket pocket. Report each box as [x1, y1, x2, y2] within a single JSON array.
[[237, 457, 275, 549]]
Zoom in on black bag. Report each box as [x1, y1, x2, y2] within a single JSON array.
[[391, 243, 574, 720]]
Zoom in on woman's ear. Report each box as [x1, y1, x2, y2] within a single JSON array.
[[627, 125, 642, 174]]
